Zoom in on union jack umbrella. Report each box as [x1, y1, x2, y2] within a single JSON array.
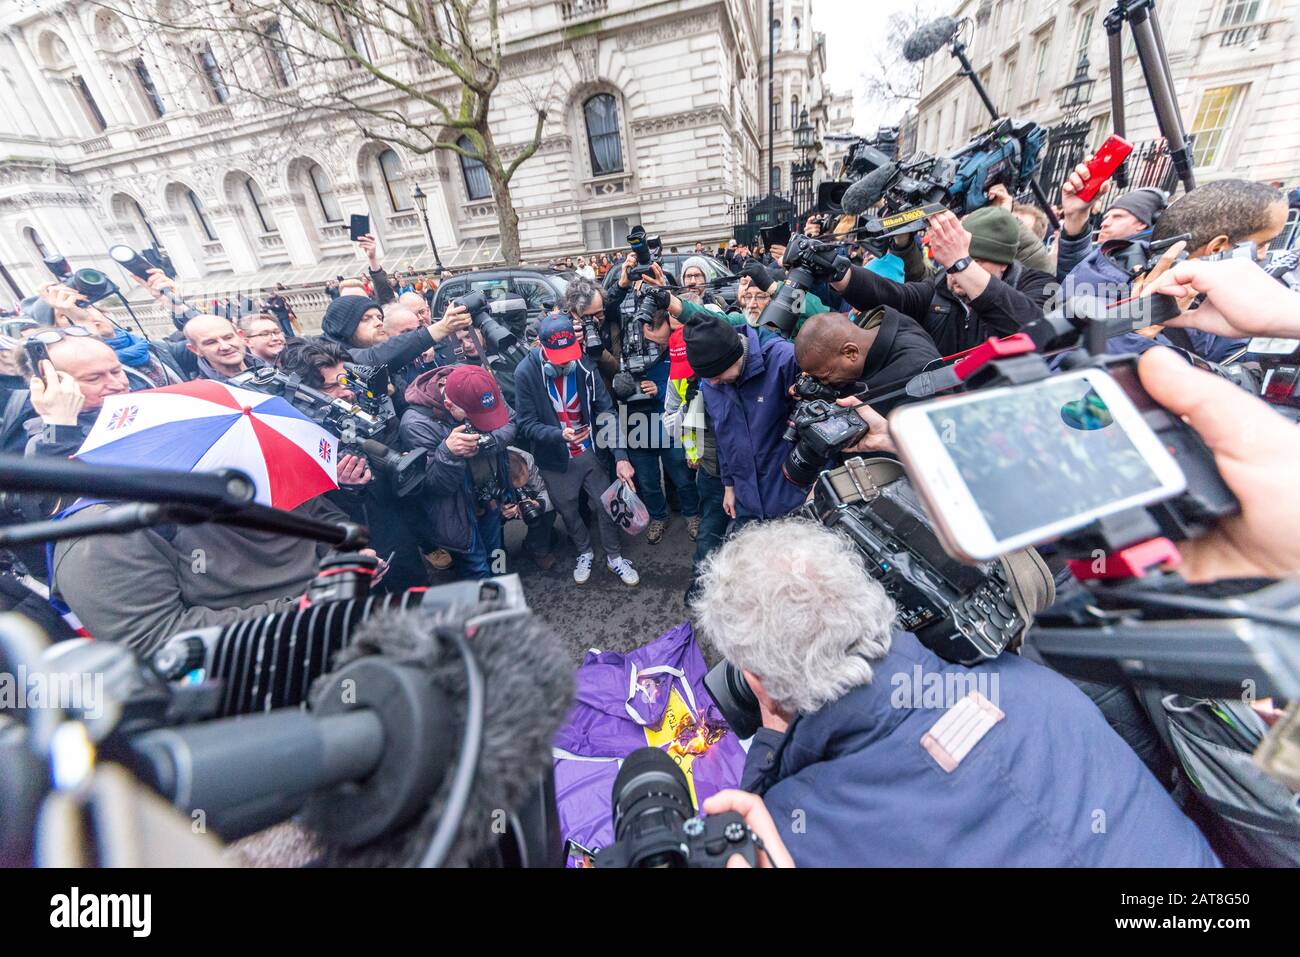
[[76, 379, 339, 510]]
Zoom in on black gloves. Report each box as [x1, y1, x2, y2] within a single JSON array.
[[741, 261, 774, 293]]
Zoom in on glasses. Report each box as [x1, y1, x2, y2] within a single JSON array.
[[246, 330, 285, 340], [27, 327, 94, 346]]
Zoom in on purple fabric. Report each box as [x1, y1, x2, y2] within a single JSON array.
[[553, 622, 747, 864]]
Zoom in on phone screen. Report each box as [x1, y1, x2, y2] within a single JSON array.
[[350, 214, 370, 241], [924, 376, 1167, 542]]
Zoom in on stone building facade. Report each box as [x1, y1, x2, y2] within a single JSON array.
[[905, 0, 1300, 189], [0, 0, 781, 309]]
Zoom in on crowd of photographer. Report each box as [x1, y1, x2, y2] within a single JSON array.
[[2, 131, 1300, 869]]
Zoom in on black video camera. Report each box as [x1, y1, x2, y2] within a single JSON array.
[[590, 746, 759, 868], [228, 366, 426, 496]]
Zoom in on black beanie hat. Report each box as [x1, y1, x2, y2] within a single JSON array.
[[321, 295, 380, 345], [1110, 187, 1167, 228], [684, 311, 745, 379]]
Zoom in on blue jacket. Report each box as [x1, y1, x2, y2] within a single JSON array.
[[513, 348, 627, 473], [700, 325, 806, 520], [742, 631, 1220, 867]]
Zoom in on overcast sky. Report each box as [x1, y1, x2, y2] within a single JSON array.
[[812, 0, 945, 133]]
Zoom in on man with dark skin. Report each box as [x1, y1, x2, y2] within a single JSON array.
[[793, 308, 939, 414]]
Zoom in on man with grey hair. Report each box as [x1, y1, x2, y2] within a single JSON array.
[[561, 251, 637, 389], [693, 517, 1219, 867]]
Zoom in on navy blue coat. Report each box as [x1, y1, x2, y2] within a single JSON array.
[[700, 325, 806, 520], [742, 631, 1221, 867], [513, 348, 627, 473]]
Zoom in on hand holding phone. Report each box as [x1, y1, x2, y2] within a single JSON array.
[[349, 214, 371, 242], [1075, 135, 1134, 203], [889, 368, 1188, 561], [28, 358, 86, 426]]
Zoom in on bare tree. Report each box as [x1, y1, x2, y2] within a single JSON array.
[[102, 0, 551, 265], [861, 6, 928, 118]]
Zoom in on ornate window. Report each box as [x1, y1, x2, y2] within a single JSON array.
[[307, 163, 343, 222], [24, 227, 49, 260], [377, 148, 413, 211], [132, 58, 165, 118], [457, 136, 492, 200], [186, 189, 217, 242], [196, 42, 228, 104], [583, 94, 623, 175], [243, 177, 276, 234], [69, 75, 107, 132]]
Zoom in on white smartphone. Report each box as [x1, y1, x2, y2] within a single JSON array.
[[888, 368, 1188, 562]]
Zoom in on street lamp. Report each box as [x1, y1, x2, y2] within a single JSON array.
[[1060, 54, 1096, 124], [411, 183, 444, 272], [793, 108, 815, 215]]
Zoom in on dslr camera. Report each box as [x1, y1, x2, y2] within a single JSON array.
[[625, 224, 662, 281], [757, 234, 851, 336], [453, 291, 528, 367], [590, 746, 759, 868], [781, 398, 870, 487]]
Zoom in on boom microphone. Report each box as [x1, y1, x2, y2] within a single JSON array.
[[902, 15, 960, 62], [842, 162, 899, 215]]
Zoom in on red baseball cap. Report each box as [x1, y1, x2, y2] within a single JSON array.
[[538, 313, 583, 364], [444, 365, 509, 431]]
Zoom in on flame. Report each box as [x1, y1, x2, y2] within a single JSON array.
[[668, 712, 726, 757]]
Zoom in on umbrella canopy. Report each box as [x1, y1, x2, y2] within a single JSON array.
[[76, 380, 339, 510]]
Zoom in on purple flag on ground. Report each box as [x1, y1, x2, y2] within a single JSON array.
[[553, 622, 748, 865]]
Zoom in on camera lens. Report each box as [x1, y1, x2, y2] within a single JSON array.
[[702, 659, 762, 740], [609, 746, 696, 868], [782, 438, 825, 488]]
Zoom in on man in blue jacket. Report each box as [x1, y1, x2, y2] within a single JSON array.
[[692, 518, 1221, 867], [682, 310, 806, 525], [514, 315, 640, 586]]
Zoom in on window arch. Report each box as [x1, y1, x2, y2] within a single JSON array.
[[457, 136, 491, 201], [242, 176, 277, 234], [791, 95, 800, 131], [306, 162, 343, 222], [771, 18, 781, 52], [791, 16, 801, 49], [376, 148, 412, 212], [583, 93, 623, 176], [24, 227, 49, 260], [186, 189, 217, 242]]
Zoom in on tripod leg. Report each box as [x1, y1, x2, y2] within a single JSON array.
[[1129, 6, 1196, 191], [1105, 19, 1129, 190]]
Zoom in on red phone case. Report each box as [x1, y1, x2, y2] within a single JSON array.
[[1075, 135, 1134, 203]]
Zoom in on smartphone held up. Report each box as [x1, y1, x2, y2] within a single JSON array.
[[888, 365, 1222, 563]]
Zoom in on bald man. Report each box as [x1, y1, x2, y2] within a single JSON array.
[[398, 290, 432, 325], [382, 304, 422, 338], [794, 307, 939, 415], [184, 314, 255, 382], [23, 334, 130, 458]]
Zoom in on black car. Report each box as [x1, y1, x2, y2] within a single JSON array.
[[600, 254, 738, 320], [431, 268, 572, 327]]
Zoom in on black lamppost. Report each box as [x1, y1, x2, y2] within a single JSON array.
[[1060, 54, 1097, 124], [411, 183, 444, 272], [793, 108, 815, 215]]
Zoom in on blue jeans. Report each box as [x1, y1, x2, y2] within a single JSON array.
[[628, 444, 700, 521], [453, 505, 504, 580], [691, 469, 730, 582]]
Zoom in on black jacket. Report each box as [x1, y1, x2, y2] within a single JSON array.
[[841, 259, 1056, 357], [513, 349, 627, 473], [341, 325, 436, 370], [855, 307, 942, 415]]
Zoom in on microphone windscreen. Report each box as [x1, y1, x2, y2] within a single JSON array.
[[842, 162, 898, 215], [902, 16, 959, 62], [310, 604, 576, 867]]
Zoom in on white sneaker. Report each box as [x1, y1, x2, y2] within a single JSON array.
[[574, 551, 594, 584], [607, 555, 640, 586]]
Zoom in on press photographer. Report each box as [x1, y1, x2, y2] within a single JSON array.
[[271, 338, 433, 592], [398, 364, 518, 580], [830, 206, 1056, 355], [691, 518, 1220, 867], [562, 258, 634, 390]]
